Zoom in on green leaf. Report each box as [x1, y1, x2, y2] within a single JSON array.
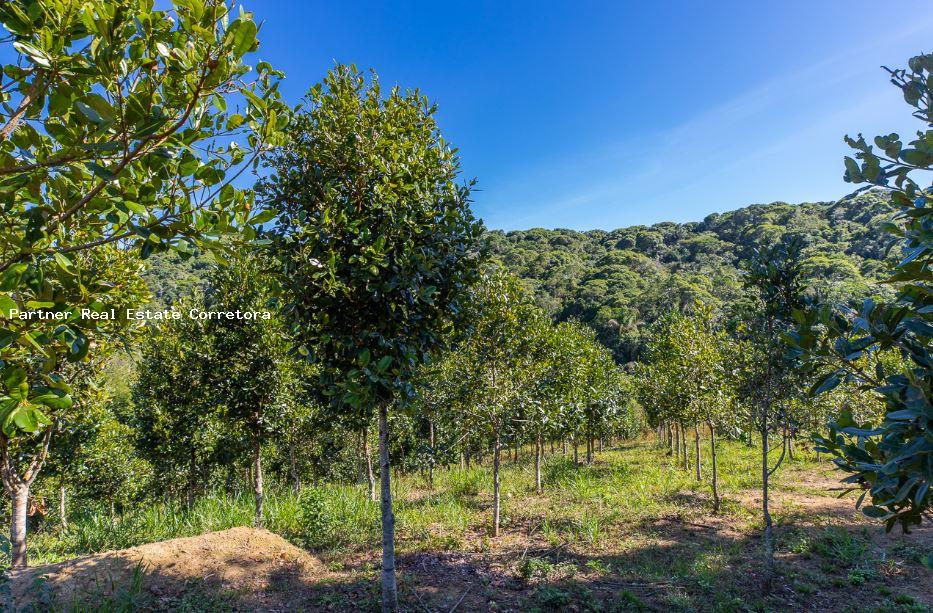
[[248, 209, 277, 225], [124, 201, 148, 216], [224, 18, 257, 58], [11, 405, 38, 432], [75, 102, 103, 124], [12, 41, 51, 67], [3, 368, 27, 401], [53, 252, 74, 272], [861, 505, 892, 519], [0, 294, 17, 317]]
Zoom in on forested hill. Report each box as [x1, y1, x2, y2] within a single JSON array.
[[486, 191, 895, 362], [143, 191, 895, 362]]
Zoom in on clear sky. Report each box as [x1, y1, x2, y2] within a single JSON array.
[[249, 1, 931, 231]]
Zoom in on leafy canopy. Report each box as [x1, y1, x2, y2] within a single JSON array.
[[261, 65, 483, 412], [0, 0, 288, 437]]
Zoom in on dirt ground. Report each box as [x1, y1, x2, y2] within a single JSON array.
[[5, 527, 335, 611], [5, 467, 932, 612]]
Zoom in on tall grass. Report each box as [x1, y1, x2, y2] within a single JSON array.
[[26, 436, 822, 565]]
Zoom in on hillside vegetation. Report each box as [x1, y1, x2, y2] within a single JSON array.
[[488, 192, 894, 361]]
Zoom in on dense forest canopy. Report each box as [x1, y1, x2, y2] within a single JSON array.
[[481, 191, 893, 361]]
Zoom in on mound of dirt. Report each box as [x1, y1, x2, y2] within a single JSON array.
[[7, 527, 335, 611]]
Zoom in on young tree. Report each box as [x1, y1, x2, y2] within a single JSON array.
[[638, 304, 733, 509], [131, 296, 222, 506], [454, 271, 546, 534], [202, 254, 295, 526], [788, 53, 933, 532], [739, 238, 807, 588], [0, 0, 287, 567], [260, 66, 482, 611]]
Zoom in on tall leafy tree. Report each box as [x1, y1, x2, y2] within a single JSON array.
[[260, 66, 482, 611], [739, 237, 807, 588], [788, 53, 933, 532], [0, 0, 287, 567]]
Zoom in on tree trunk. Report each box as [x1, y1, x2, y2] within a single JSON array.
[[708, 420, 720, 513], [694, 424, 701, 481], [10, 483, 28, 568], [598, 437, 603, 453], [762, 422, 775, 590], [493, 432, 502, 537], [59, 483, 67, 531], [428, 420, 435, 489], [573, 439, 579, 464], [187, 448, 197, 508], [673, 422, 680, 459], [288, 434, 300, 493], [378, 404, 398, 612], [363, 427, 377, 502], [535, 434, 542, 494], [562, 439, 567, 455], [252, 434, 263, 526], [586, 437, 593, 464], [680, 423, 689, 469], [460, 449, 465, 470]]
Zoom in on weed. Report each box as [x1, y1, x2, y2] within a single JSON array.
[[811, 527, 869, 568], [585, 559, 611, 574]]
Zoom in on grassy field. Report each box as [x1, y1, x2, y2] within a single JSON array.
[[18, 437, 933, 611]]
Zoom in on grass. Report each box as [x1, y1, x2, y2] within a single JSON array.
[[19, 437, 933, 611]]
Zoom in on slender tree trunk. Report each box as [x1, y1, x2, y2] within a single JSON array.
[[562, 439, 567, 455], [59, 482, 67, 532], [598, 437, 603, 453], [493, 431, 502, 537], [378, 404, 398, 612], [535, 434, 542, 494], [10, 483, 29, 568], [666, 421, 673, 455], [363, 427, 377, 502], [252, 434, 263, 526], [586, 437, 593, 464], [708, 420, 720, 513], [550, 440, 555, 454], [694, 424, 701, 481], [288, 434, 300, 493], [460, 449, 466, 470], [680, 423, 688, 469], [188, 448, 197, 508], [573, 439, 579, 464], [762, 420, 775, 590], [673, 422, 680, 459], [428, 420, 435, 489], [787, 435, 795, 461]]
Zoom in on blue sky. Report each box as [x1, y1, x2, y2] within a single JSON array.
[[250, 1, 931, 231]]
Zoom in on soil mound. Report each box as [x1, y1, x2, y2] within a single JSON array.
[[6, 527, 333, 611]]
